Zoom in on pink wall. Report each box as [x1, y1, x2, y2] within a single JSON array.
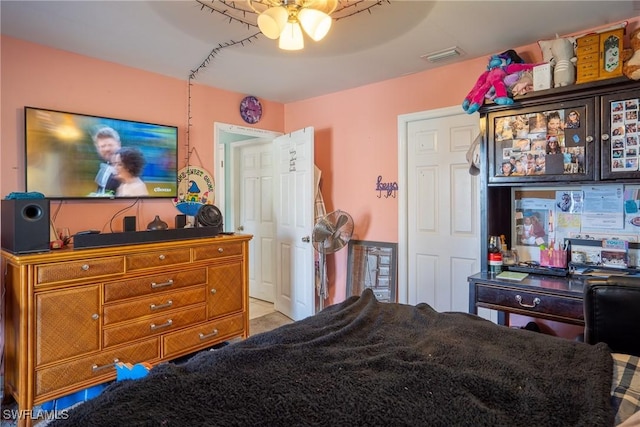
[[2, 16, 638, 307], [0, 36, 284, 233]]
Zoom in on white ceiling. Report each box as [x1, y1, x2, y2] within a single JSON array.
[[2, 1, 638, 103]]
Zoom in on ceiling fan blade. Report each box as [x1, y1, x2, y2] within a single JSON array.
[[303, 0, 338, 15]]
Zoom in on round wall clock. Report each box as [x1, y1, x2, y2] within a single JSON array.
[[240, 95, 262, 124]]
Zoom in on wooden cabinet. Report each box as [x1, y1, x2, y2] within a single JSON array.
[[481, 78, 639, 260], [575, 28, 624, 84], [1, 234, 251, 427], [473, 78, 638, 327]]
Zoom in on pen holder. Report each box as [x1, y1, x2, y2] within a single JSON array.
[[539, 249, 567, 268]]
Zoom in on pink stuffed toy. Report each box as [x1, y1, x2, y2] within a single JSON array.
[[463, 50, 539, 114]]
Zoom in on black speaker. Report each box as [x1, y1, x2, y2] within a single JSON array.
[[1, 198, 51, 254], [175, 214, 186, 229], [123, 216, 136, 232]]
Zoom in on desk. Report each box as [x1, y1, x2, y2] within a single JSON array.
[[468, 272, 586, 326]]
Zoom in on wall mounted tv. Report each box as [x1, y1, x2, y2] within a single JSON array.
[[24, 107, 178, 199]]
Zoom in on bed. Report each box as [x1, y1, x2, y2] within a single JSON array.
[[50, 286, 640, 427]]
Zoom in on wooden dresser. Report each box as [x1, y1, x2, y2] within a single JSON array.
[[1, 233, 251, 426]]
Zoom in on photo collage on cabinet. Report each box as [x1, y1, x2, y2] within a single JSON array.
[[494, 107, 586, 177], [611, 98, 639, 171]]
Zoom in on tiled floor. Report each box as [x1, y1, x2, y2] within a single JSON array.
[[249, 297, 275, 319]]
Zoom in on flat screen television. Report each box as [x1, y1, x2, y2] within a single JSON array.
[[24, 106, 178, 199]]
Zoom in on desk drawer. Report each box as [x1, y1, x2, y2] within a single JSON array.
[[476, 284, 583, 322]]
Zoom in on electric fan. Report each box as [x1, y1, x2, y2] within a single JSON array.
[[312, 209, 354, 310]]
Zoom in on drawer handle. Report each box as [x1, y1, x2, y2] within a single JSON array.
[[81, 264, 90, 271], [199, 329, 219, 340], [159, 254, 166, 260], [218, 247, 224, 253], [92, 358, 119, 373], [150, 300, 173, 311], [515, 295, 541, 308], [210, 288, 217, 295], [151, 279, 174, 289], [150, 319, 173, 330]]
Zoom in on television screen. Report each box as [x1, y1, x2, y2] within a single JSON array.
[[24, 107, 178, 199]]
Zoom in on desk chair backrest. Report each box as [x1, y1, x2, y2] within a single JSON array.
[[584, 276, 640, 357]]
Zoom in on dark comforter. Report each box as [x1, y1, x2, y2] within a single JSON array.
[[53, 289, 614, 427]]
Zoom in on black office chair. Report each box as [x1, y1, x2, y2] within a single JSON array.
[[584, 276, 640, 357]]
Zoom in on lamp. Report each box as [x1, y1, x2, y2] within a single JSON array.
[[249, 0, 337, 51]]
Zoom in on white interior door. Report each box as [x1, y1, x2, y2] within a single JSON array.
[[398, 107, 486, 317], [273, 128, 315, 321], [238, 143, 275, 303]]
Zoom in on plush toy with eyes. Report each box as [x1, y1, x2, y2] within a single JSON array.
[[462, 50, 539, 114]]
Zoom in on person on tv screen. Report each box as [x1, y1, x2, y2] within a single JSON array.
[[92, 126, 122, 195], [113, 147, 149, 197]]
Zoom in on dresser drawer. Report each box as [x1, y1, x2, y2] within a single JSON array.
[[163, 313, 244, 358], [576, 34, 599, 47], [476, 284, 584, 322], [103, 286, 206, 325], [35, 338, 159, 397], [36, 257, 125, 285], [126, 248, 191, 271], [576, 44, 599, 56], [103, 304, 206, 347], [193, 242, 243, 261], [104, 268, 207, 302]]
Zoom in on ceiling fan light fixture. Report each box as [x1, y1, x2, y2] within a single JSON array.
[[298, 8, 332, 41], [279, 21, 304, 50], [257, 6, 289, 39]]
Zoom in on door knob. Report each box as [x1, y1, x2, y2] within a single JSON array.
[[237, 225, 244, 231], [302, 236, 310, 243]]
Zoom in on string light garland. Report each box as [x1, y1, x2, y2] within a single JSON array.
[[184, 1, 389, 177]]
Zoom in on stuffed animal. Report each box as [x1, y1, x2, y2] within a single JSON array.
[[550, 37, 577, 87], [623, 27, 640, 80], [462, 50, 539, 114]]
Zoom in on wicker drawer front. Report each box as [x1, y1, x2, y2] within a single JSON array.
[[126, 248, 191, 271], [103, 305, 206, 347], [103, 286, 206, 325], [193, 242, 243, 261], [163, 313, 244, 358], [35, 338, 159, 397], [104, 268, 206, 302], [476, 285, 583, 321], [36, 257, 124, 285]]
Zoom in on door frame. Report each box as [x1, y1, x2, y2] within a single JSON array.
[[397, 105, 472, 305], [213, 123, 282, 302]]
